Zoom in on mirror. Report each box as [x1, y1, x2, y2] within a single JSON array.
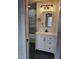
[[41, 11, 53, 28], [45, 13, 52, 27]]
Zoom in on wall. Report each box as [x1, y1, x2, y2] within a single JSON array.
[[18, 0, 26, 59], [29, 0, 52, 3], [36, 0, 60, 34], [36, 2, 53, 32], [55, 11, 61, 59]]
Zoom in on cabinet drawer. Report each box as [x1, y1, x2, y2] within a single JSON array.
[[49, 39, 56, 49], [45, 36, 56, 53], [48, 36, 56, 45], [47, 47, 55, 53], [36, 35, 45, 50]]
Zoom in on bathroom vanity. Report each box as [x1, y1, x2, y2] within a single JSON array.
[[35, 32, 57, 54], [35, 10, 58, 54]]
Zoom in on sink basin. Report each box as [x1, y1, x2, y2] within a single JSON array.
[[36, 31, 56, 36]]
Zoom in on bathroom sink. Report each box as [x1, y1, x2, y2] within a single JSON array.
[[36, 31, 56, 36]]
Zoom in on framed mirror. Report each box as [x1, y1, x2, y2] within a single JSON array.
[[45, 13, 52, 27], [41, 11, 53, 28]]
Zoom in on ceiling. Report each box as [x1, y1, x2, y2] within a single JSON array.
[[28, 0, 54, 3]]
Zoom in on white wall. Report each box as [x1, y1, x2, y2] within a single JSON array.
[[29, 0, 52, 2], [36, 1, 60, 35], [36, 2, 54, 32]]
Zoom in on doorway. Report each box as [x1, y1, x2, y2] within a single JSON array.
[[25, 0, 61, 59], [18, 0, 60, 59], [28, 2, 54, 59]]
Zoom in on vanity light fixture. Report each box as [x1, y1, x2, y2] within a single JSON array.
[[40, 4, 53, 9]]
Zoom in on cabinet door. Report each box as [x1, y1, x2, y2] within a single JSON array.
[[36, 35, 45, 50], [45, 36, 57, 53]]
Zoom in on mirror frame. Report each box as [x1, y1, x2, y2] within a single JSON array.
[[41, 11, 53, 28]]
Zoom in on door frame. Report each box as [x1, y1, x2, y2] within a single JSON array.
[[24, 0, 61, 59], [18, 0, 28, 59], [24, 0, 29, 59]]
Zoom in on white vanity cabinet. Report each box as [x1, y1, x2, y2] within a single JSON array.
[[35, 34, 57, 54], [35, 35, 45, 50]]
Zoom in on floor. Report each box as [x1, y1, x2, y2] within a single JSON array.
[[30, 43, 54, 59]]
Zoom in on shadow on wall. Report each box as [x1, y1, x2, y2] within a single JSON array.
[[55, 11, 61, 59], [18, 0, 26, 59]]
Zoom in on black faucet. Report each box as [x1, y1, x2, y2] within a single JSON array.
[[45, 29, 48, 32]]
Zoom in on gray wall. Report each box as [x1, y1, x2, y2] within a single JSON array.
[[55, 12, 61, 59], [18, 0, 26, 59]]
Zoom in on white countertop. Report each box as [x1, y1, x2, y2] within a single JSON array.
[[36, 31, 57, 36]]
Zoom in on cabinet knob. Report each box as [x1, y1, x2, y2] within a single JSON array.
[[49, 48, 51, 49]]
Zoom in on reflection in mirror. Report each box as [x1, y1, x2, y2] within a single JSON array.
[[45, 13, 52, 27]]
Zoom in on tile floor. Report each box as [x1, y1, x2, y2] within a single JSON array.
[[29, 43, 54, 59]]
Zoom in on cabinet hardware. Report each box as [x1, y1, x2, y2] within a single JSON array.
[[26, 39, 29, 42]]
